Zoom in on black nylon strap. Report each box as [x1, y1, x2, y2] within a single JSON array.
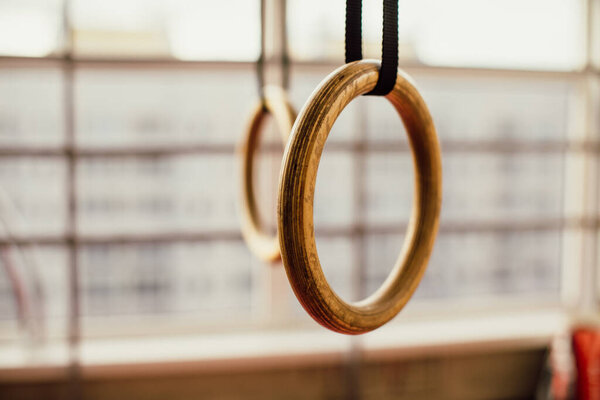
[[367, 0, 398, 95], [345, 0, 398, 96], [345, 0, 362, 63]]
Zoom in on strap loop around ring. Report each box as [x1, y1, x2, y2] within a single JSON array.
[[345, 0, 399, 96]]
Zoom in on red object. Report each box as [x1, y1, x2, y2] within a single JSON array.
[[572, 327, 600, 400]]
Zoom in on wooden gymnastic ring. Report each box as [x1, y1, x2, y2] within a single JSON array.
[[239, 86, 296, 262], [277, 60, 442, 334]]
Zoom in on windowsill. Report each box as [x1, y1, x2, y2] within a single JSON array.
[[0, 308, 567, 382]]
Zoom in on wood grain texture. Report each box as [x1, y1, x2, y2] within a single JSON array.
[[277, 60, 442, 334], [238, 86, 296, 263]]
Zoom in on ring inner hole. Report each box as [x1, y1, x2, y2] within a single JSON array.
[[254, 113, 283, 237], [314, 96, 413, 303]]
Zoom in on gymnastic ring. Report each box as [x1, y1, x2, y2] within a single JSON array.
[[239, 86, 296, 263], [277, 60, 442, 334]]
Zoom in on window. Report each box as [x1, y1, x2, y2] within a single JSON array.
[[0, 0, 598, 390]]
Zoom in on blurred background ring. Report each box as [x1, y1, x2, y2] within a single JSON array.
[[239, 86, 296, 262]]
